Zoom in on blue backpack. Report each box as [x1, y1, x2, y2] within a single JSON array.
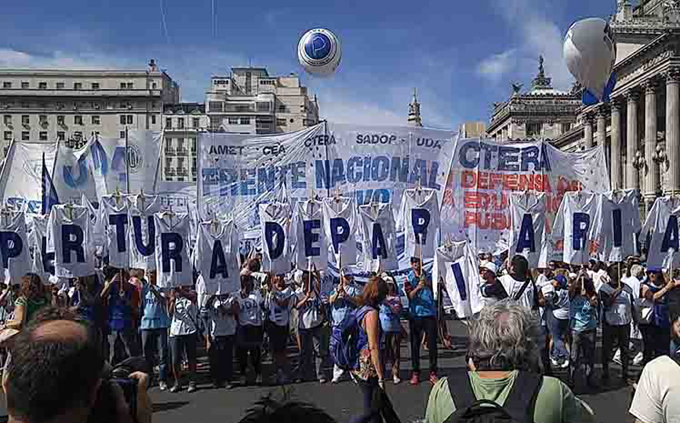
[[330, 306, 375, 371]]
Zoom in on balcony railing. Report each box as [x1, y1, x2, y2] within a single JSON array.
[[177, 147, 188, 156], [165, 147, 176, 156], [165, 168, 176, 176]]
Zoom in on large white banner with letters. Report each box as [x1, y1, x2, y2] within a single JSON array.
[[197, 123, 456, 235], [440, 138, 610, 254]]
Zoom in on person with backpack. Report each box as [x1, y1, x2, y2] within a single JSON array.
[[348, 275, 389, 423], [380, 274, 404, 384], [425, 301, 595, 423], [330, 272, 361, 384], [629, 314, 680, 423]]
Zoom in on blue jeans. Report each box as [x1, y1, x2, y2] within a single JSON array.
[[547, 310, 569, 361], [141, 328, 169, 383], [349, 377, 382, 423]]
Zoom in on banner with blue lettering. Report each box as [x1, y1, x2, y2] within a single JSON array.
[[433, 241, 483, 318], [0, 211, 31, 284], [0, 141, 58, 214], [197, 123, 455, 233], [440, 138, 609, 254], [641, 196, 680, 270]]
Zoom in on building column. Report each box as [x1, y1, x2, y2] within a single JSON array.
[[627, 90, 640, 190], [611, 98, 623, 190], [667, 68, 680, 196], [644, 80, 659, 212], [584, 114, 594, 149]]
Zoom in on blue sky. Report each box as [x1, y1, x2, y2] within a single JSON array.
[[0, 0, 616, 129]]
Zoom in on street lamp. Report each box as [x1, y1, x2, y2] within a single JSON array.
[[652, 144, 669, 172]]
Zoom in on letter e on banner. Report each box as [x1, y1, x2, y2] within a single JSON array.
[[303, 220, 321, 257]]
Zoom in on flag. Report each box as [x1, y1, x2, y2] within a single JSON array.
[[41, 152, 59, 215]]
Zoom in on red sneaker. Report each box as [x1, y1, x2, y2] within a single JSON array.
[[429, 371, 439, 385], [410, 372, 420, 385]]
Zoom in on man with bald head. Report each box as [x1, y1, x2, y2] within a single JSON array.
[[2, 307, 151, 423]]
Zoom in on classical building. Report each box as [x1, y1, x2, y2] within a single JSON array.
[[554, 0, 680, 215], [0, 59, 178, 151], [162, 103, 208, 182], [487, 57, 581, 141]]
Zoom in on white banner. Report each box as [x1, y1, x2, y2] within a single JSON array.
[[0, 141, 58, 213], [440, 138, 610, 254]]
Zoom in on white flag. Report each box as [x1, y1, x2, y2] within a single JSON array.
[[322, 197, 358, 266], [433, 241, 482, 318]]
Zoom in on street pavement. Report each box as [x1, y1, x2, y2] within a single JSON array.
[[144, 320, 636, 423]]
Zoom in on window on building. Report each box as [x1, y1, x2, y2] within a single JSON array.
[[57, 131, 65, 141], [38, 82, 47, 90], [177, 118, 184, 129], [151, 115, 157, 125], [92, 83, 100, 90], [277, 118, 286, 126], [192, 118, 199, 128], [74, 82, 82, 90], [21, 102, 29, 109], [152, 82, 157, 89], [56, 82, 64, 90], [21, 115, 29, 126], [228, 118, 239, 125], [120, 115, 126, 125], [2, 82, 11, 89], [192, 158, 197, 169], [3, 115, 11, 125], [278, 105, 287, 112], [240, 117, 250, 125], [259, 80, 275, 85], [3, 132, 12, 141], [126, 115, 133, 125], [166, 118, 172, 129], [74, 115, 83, 125], [120, 131, 125, 139], [120, 82, 126, 89], [92, 116, 100, 125], [257, 102, 271, 112], [21, 82, 29, 89], [178, 158, 185, 173], [526, 122, 542, 138], [208, 102, 223, 113], [39, 115, 47, 125], [127, 82, 134, 89], [57, 116, 65, 126], [39, 131, 48, 141], [562, 123, 572, 133], [21, 131, 29, 141], [165, 158, 172, 168], [191, 138, 197, 152]]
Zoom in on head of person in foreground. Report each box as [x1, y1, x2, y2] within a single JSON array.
[[466, 300, 539, 371], [238, 395, 336, 423]]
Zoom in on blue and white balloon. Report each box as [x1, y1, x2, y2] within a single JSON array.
[[297, 28, 342, 76], [564, 18, 617, 106]]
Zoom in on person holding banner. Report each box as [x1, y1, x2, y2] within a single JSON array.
[[100, 267, 141, 366], [640, 270, 674, 364], [140, 270, 170, 391], [380, 274, 404, 385], [235, 273, 265, 386], [294, 270, 331, 384], [404, 257, 438, 386], [265, 273, 295, 386], [168, 286, 199, 393]]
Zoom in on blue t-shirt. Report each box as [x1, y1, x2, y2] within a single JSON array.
[[379, 296, 403, 333], [406, 270, 436, 318], [330, 285, 361, 326], [108, 283, 133, 331], [569, 295, 597, 333], [140, 283, 170, 330]]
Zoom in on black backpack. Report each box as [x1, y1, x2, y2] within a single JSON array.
[[444, 372, 543, 423]]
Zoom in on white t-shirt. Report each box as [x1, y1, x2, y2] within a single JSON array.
[[630, 355, 680, 423], [128, 194, 161, 271], [551, 192, 603, 265], [209, 296, 237, 337], [267, 287, 294, 327], [170, 296, 198, 337], [622, 275, 642, 300], [101, 195, 130, 268], [47, 205, 95, 278], [500, 274, 536, 310], [154, 213, 191, 288], [600, 283, 633, 326], [237, 291, 263, 327], [296, 287, 324, 329]]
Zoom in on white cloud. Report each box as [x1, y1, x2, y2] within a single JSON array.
[[477, 0, 573, 90], [477, 49, 517, 82]]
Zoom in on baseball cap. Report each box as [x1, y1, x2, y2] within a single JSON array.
[[481, 262, 497, 275]]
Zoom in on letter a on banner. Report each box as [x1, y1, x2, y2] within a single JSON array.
[[359, 202, 398, 272], [193, 220, 240, 293], [509, 193, 548, 268], [154, 213, 191, 288], [259, 202, 292, 274]]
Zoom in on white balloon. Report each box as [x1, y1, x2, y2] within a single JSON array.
[[564, 18, 616, 103], [297, 28, 342, 76]]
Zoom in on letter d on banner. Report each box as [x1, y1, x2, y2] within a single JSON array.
[[264, 221, 285, 259], [412, 208, 431, 244]]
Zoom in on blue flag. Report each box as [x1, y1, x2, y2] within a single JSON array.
[[41, 152, 59, 215]]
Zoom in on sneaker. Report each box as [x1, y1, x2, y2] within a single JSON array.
[[187, 382, 197, 393], [393, 375, 401, 385], [331, 375, 341, 384], [612, 350, 622, 366], [158, 381, 168, 391], [633, 352, 644, 366], [429, 371, 439, 385], [319, 378, 327, 384], [561, 359, 570, 369], [170, 383, 181, 393], [225, 382, 235, 390], [410, 372, 420, 386]]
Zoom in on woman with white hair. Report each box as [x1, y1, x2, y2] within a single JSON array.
[[425, 301, 594, 423]]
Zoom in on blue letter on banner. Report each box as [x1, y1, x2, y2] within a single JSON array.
[[132, 216, 155, 257], [0, 232, 22, 269], [451, 262, 467, 301], [572, 213, 590, 251], [210, 240, 228, 279], [612, 209, 623, 248], [371, 223, 387, 259], [517, 214, 535, 253], [109, 214, 129, 253], [411, 208, 430, 244], [161, 233, 183, 273], [661, 215, 679, 253], [330, 217, 350, 253], [264, 222, 285, 259], [303, 220, 321, 257], [62, 224, 85, 264]]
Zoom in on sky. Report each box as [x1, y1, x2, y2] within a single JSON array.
[[0, 0, 617, 130]]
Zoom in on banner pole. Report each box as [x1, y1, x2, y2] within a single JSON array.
[[125, 126, 131, 193], [323, 121, 330, 198]]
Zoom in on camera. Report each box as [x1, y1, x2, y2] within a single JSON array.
[[88, 357, 147, 423]]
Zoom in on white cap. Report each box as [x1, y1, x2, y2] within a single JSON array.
[[481, 262, 497, 275]]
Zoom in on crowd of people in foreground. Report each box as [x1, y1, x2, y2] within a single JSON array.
[[0, 251, 678, 423]]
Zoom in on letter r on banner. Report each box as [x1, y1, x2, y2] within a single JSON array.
[[303, 220, 321, 257], [330, 217, 350, 253], [411, 208, 430, 244], [517, 214, 536, 253], [161, 233, 183, 273], [0, 232, 22, 269], [572, 213, 590, 251], [132, 216, 155, 257], [264, 222, 285, 259], [62, 225, 85, 264], [662, 215, 679, 253]]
